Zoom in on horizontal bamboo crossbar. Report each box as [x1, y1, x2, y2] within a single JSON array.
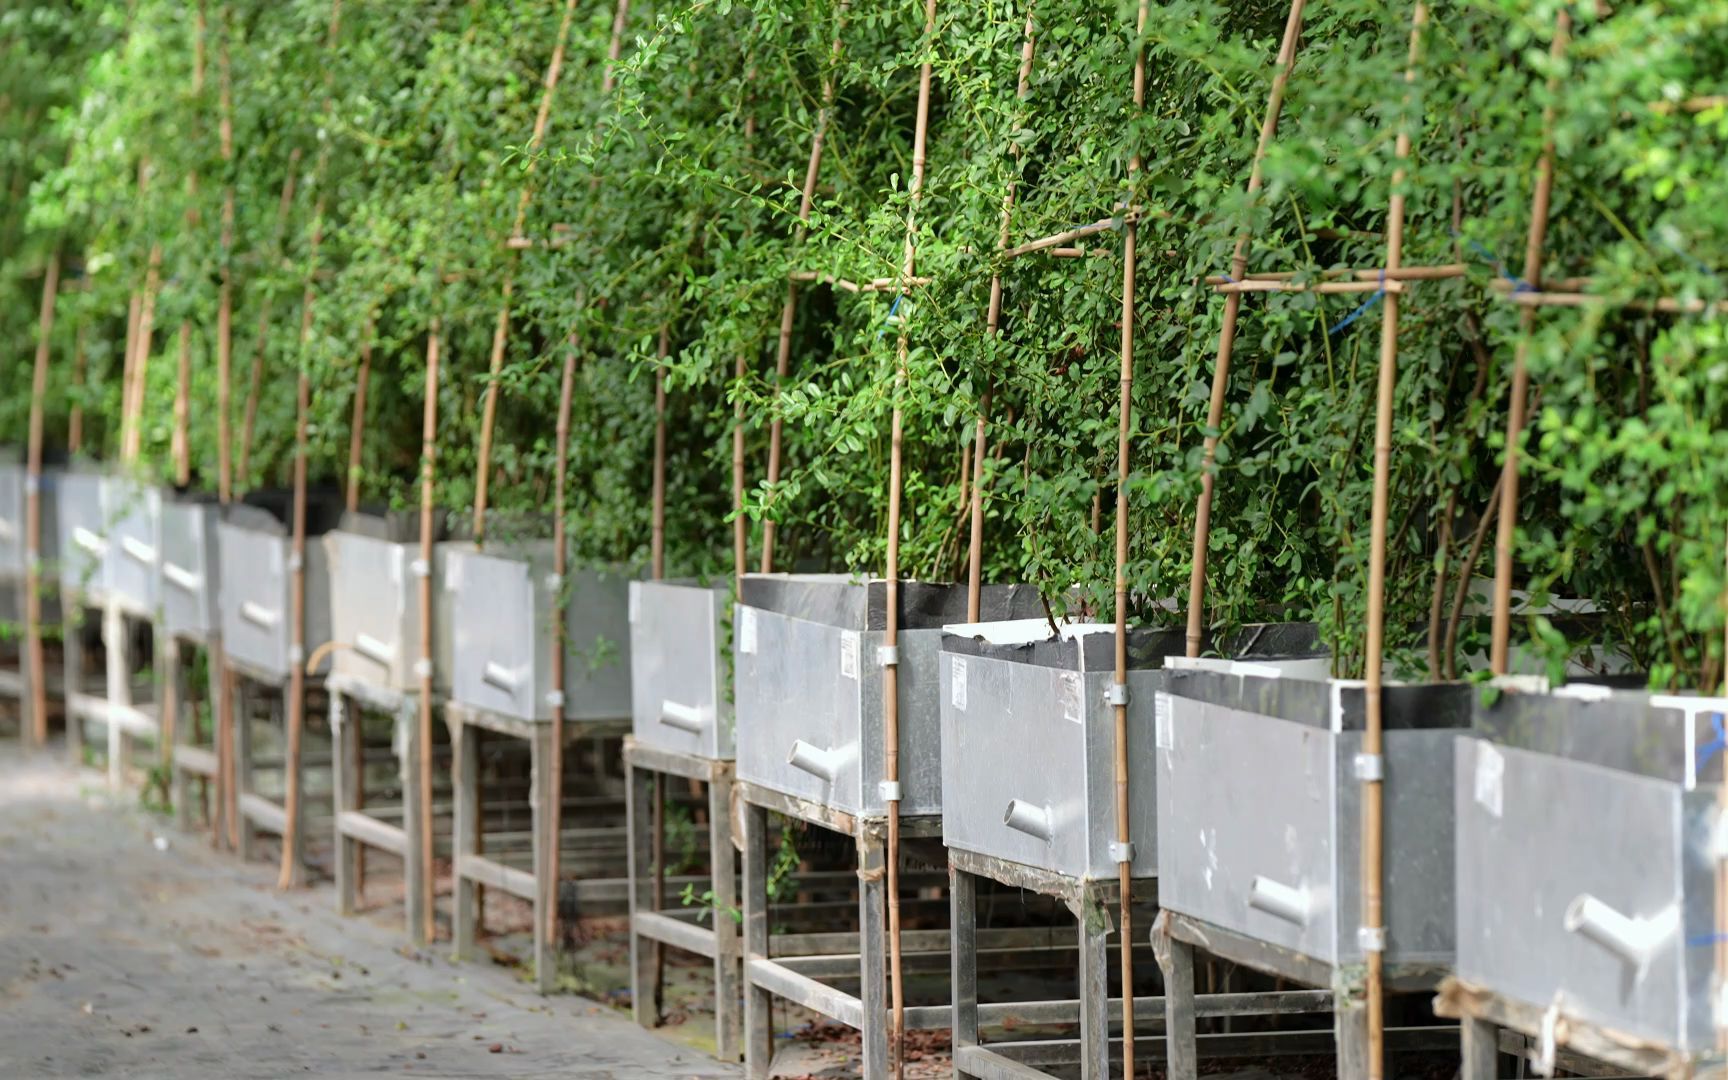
[[1215, 278, 1408, 295], [1205, 263, 1465, 286]]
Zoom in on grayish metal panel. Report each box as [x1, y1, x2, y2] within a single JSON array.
[[324, 531, 457, 695], [56, 471, 108, 599], [629, 579, 731, 759], [447, 541, 632, 722], [159, 500, 221, 640], [1455, 737, 1693, 1051], [0, 462, 46, 580], [735, 605, 866, 812], [217, 520, 332, 680], [1158, 698, 1341, 964], [103, 477, 161, 617]]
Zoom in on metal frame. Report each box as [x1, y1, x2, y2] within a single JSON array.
[[328, 671, 429, 946], [444, 700, 631, 994], [623, 737, 741, 1061], [1435, 975, 1697, 1079], [1153, 908, 1451, 1079]]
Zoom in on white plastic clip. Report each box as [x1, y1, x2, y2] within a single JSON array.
[[288, 644, 305, 666], [1105, 683, 1128, 707], [409, 558, 430, 579], [878, 780, 902, 803], [23, 474, 40, 496], [413, 658, 432, 680], [1533, 995, 1562, 1077], [1352, 752, 1384, 782], [1109, 840, 1135, 863], [544, 572, 563, 593], [545, 689, 565, 709], [286, 552, 304, 573], [1357, 925, 1386, 953], [877, 645, 899, 668]]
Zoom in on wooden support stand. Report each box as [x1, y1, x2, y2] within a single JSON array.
[[1, 575, 63, 740], [230, 656, 325, 885], [60, 591, 161, 787], [1433, 975, 1686, 1080], [165, 631, 224, 836], [328, 672, 429, 946], [623, 738, 741, 1061], [444, 701, 630, 994]]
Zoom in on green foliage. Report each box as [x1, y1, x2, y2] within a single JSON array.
[[6, 0, 1728, 687]]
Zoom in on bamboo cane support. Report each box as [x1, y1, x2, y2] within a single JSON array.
[[173, 4, 206, 489], [344, 319, 374, 513], [760, 5, 845, 574], [547, 340, 577, 955], [69, 325, 86, 454], [965, 7, 1037, 624], [237, 148, 303, 490], [278, 0, 343, 892], [125, 240, 163, 466], [472, 0, 579, 548], [1184, 0, 1306, 658], [1490, 12, 1568, 676], [881, 6, 937, 1074], [733, 345, 747, 589], [217, 16, 234, 503], [25, 252, 61, 748], [650, 324, 671, 580], [1359, 10, 1426, 1078], [416, 314, 440, 942], [1110, 5, 1151, 1074]]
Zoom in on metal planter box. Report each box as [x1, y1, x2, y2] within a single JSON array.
[[55, 470, 109, 601], [940, 622, 1328, 881], [734, 574, 1045, 819], [1455, 687, 1726, 1055], [103, 477, 162, 618], [0, 462, 58, 582], [217, 505, 333, 681], [1156, 667, 1472, 969], [324, 516, 458, 696], [159, 497, 222, 641], [446, 541, 633, 722], [629, 579, 731, 759]]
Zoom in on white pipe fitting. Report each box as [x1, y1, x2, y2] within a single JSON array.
[[0, 517, 16, 541], [1248, 875, 1311, 927], [1002, 799, 1055, 842], [1564, 894, 1678, 970], [240, 601, 281, 629], [481, 660, 523, 692], [354, 633, 397, 667], [787, 739, 848, 782], [162, 562, 202, 593], [121, 536, 157, 565], [659, 700, 709, 734], [73, 527, 108, 556]]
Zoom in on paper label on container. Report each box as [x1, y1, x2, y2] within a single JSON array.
[[738, 607, 757, 654], [444, 555, 462, 593], [1061, 672, 1083, 723], [950, 657, 967, 711], [840, 631, 860, 680], [1474, 742, 1504, 818], [628, 585, 640, 623], [1155, 691, 1174, 750]]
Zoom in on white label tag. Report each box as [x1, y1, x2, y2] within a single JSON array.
[[1061, 672, 1082, 723], [1155, 691, 1174, 750], [950, 656, 968, 711], [738, 607, 757, 655], [628, 585, 640, 623], [444, 555, 462, 593], [840, 631, 860, 680], [1474, 742, 1504, 818]]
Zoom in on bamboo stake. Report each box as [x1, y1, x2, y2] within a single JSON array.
[[882, 6, 938, 1074], [1360, 10, 1426, 1077], [1111, 5, 1151, 1074], [214, 8, 238, 851], [547, 339, 577, 954], [650, 324, 671, 579], [760, 4, 846, 574], [966, 6, 1037, 624], [416, 314, 441, 942], [69, 325, 86, 454], [733, 347, 747, 589], [25, 252, 61, 748], [126, 237, 164, 466], [173, 3, 207, 489], [1490, 12, 1568, 675], [1184, 0, 1307, 658], [237, 148, 303, 490], [278, 0, 343, 893], [472, 0, 580, 548], [345, 317, 375, 512]]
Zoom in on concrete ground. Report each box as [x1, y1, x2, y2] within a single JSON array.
[[0, 745, 738, 1079]]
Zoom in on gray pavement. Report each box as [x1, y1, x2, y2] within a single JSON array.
[[0, 747, 738, 1079]]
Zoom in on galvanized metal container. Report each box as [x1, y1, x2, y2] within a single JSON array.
[[323, 513, 459, 696], [1455, 686, 1726, 1055], [103, 476, 161, 617], [0, 461, 58, 582], [445, 541, 633, 722], [629, 579, 731, 759], [55, 470, 109, 601], [217, 504, 334, 681], [159, 496, 222, 641], [734, 574, 1046, 819], [1156, 666, 1473, 969], [940, 621, 1327, 881]]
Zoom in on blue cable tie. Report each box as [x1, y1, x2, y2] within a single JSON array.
[[1328, 270, 1386, 336], [875, 293, 903, 340], [1696, 712, 1727, 772], [1460, 235, 1535, 293], [1661, 235, 1719, 279]]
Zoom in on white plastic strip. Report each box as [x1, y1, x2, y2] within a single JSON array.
[[240, 601, 281, 629]]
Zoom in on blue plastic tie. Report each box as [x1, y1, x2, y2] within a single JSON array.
[[1460, 234, 1535, 293], [1661, 235, 1719, 279], [1328, 271, 1386, 336], [875, 293, 903, 340], [1697, 712, 1727, 772]]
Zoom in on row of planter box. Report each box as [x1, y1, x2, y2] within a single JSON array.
[[6, 462, 1718, 1068]]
